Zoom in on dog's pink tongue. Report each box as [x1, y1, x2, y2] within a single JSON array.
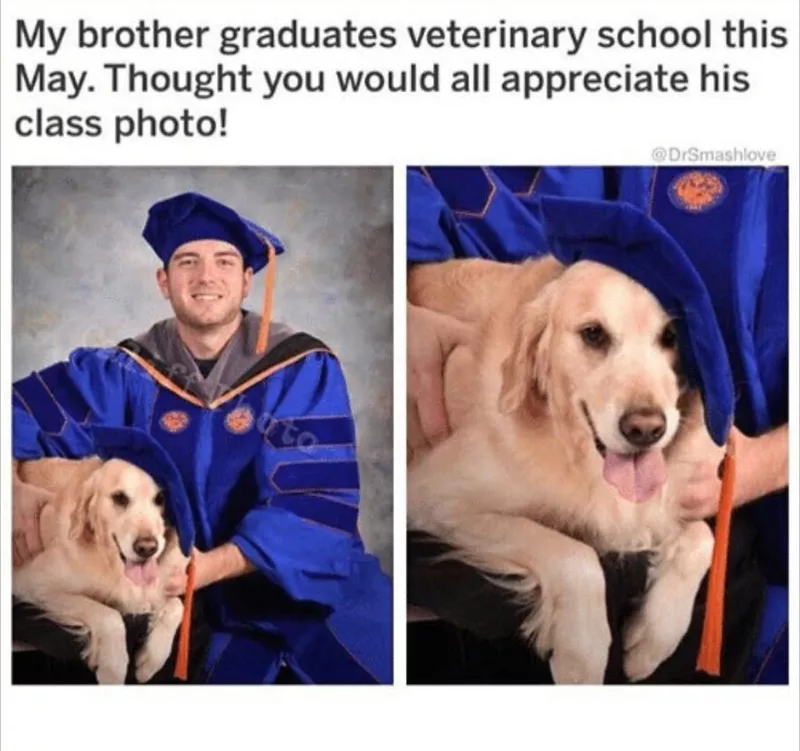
[[603, 450, 666, 503], [124, 559, 158, 586]]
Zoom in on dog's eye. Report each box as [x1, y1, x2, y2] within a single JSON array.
[[154, 491, 165, 508], [580, 324, 610, 350], [111, 491, 129, 508], [660, 324, 678, 350]]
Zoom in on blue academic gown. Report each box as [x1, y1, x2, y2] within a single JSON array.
[[619, 167, 789, 685], [13, 329, 393, 685], [407, 165, 788, 683]]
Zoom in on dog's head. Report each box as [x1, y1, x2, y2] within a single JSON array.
[[69, 458, 170, 586], [499, 260, 695, 503]]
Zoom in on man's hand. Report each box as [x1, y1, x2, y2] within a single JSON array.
[[163, 559, 190, 597], [12, 479, 54, 568], [407, 302, 473, 448], [679, 424, 788, 521], [192, 544, 252, 589], [678, 452, 727, 521], [163, 545, 252, 595], [162, 548, 210, 596]]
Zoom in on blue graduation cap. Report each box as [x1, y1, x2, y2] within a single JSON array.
[[536, 196, 735, 448], [89, 425, 195, 556], [142, 192, 285, 274]]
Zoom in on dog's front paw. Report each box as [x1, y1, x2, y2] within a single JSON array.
[[135, 646, 168, 684], [522, 591, 610, 684], [547, 606, 611, 685], [135, 599, 184, 683], [523, 553, 611, 685], [623, 582, 693, 682], [135, 631, 173, 683], [95, 655, 129, 685], [549, 642, 609, 685], [82, 611, 129, 685], [85, 636, 129, 685]]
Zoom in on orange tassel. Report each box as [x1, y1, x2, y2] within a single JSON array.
[[696, 437, 737, 676], [255, 240, 277, 355], [174, 555, 196, 681]]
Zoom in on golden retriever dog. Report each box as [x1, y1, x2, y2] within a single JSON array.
[[407, 257, 722, 684], [13, 457, 188, 684]]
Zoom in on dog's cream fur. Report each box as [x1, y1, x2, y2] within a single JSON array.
[[408, 257, 721, 683], [13, 457, 188, 684]]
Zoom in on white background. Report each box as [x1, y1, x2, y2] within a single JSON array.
[[2, 0, 798, 749]]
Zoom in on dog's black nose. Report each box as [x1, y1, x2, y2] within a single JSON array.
[[619, 408, 666, 447], [133, 536, 158, 559]]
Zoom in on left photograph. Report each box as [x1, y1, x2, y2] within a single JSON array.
[[11, 166, 394, 685]]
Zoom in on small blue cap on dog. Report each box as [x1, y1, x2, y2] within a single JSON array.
[[89, 425, 195, 556], [142, 192, 285, 274], [537, 195, 735, 447]]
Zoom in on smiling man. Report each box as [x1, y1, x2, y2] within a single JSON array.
[[12, 192, 392, 685], [159, 241, 254, 356]]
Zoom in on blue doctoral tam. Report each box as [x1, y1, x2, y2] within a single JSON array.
[[142, 192, 285, 273], [90, 425, 195, 556], [537, 196, 735, 447]]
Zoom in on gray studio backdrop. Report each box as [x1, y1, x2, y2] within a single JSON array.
[[12, 166, 393, 574]]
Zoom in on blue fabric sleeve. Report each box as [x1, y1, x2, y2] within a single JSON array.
[[231, 351, 385, 608], [407, 166, 614, 265], [407, 167, 460, 263], [12, 347, 149, 459]]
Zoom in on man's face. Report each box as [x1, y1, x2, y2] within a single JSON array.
[[156, 240, 253, 330]]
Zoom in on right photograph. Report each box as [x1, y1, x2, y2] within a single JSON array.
[[405, 166, 788, 685]]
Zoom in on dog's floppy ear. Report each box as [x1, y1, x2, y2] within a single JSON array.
[[498, 282, 556, 414], [68, 468, 100, 544]]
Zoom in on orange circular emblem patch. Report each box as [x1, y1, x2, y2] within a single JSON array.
[[668, 170, 727, 213], [159, 410, 190, 433], [225, 406, 255, 435]]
